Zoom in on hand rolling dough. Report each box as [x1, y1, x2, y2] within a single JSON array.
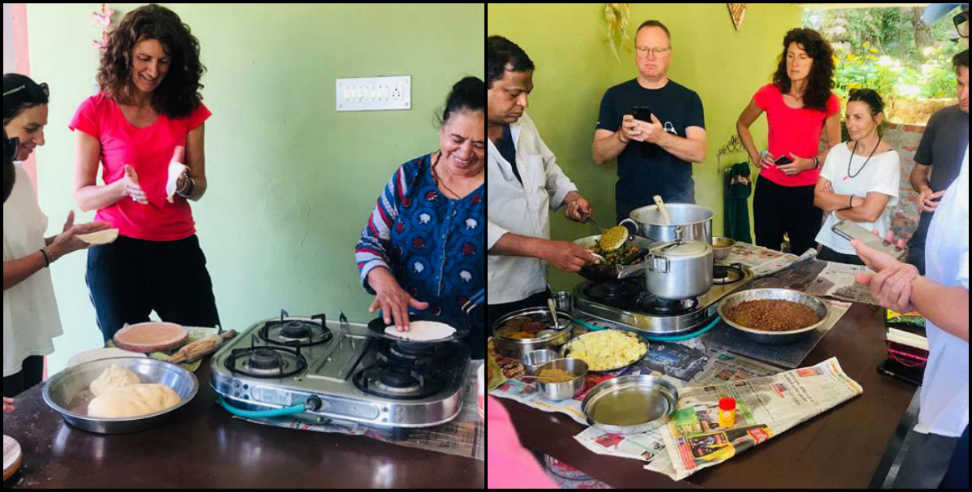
[[89, 364, 142, 397], [87, 383, 181, 418]]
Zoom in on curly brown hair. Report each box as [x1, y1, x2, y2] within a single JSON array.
[[97, 4, 205, 119], [772, 28, 834, 112]]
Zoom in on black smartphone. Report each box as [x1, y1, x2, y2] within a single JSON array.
[[774, 154, 793, 165], [632, 106, 654, 122]]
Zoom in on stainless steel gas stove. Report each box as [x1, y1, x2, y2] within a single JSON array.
[[573, 263, 754, 336], [210, 311, 469, 429]]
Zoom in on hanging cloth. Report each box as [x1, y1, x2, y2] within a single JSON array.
[[724, 162, 752, 243]]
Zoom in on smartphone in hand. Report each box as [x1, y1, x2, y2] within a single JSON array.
[[832, 219, 906, 260], [774, 154, 793, 165], [632, 106, 654, 122]]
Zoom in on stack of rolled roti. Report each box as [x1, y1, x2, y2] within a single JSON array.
[[87, 364, 181, 418]]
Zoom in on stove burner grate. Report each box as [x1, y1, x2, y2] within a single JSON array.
[[259, 312, 333, 347], [713, 263, 744, 285], [226, 346, 307, 378], [353, 366, 441, 400], [638, 295, 699, 315]]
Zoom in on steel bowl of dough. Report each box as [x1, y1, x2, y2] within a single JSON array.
[[41, 356, 198, 434]]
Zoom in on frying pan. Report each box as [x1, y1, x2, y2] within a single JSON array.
[[573, 233, 655, 283]]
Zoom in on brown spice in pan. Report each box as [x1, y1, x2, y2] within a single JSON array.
[[726, 299, 821, 332]]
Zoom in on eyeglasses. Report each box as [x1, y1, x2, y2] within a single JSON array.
[[636, 46, 671, 57], [954, 11, 969, 39], [2, 82, 49, 99]]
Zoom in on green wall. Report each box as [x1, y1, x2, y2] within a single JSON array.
[[487, 3, 802, 292], [25, 3, 483, 375]]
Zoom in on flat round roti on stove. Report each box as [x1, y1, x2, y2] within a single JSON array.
[[384, 320, 456, 342]]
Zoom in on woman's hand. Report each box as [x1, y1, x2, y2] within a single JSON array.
[[3, 397, 14, 413], [776, 153, 814, 176], [753, 151, 776, 170], [122, 164, 148, 204], [367, 267, 429, 331], [47, 211, 113, 261], [851, 233, 918, 313]]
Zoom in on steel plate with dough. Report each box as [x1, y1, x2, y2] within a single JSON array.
[[113, 322, 188, 353]]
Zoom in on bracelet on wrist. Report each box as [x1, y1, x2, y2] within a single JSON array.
[[40, 248, 51, 268]]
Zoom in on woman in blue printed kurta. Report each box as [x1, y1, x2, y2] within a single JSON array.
[[356, 77, 485, 359]]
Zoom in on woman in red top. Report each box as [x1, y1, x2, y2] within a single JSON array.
[[736, 28, 841, 255], [71, 5, 220, 342]]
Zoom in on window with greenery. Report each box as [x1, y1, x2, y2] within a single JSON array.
[[804, 6, 964, 125]]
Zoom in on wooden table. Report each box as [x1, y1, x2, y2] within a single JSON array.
[[500, 286, 916, 488], [2, 356, 484, 488]]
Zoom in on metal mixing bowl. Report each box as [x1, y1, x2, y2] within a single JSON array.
[[717, 288, 830, 344], [535, 358, 588, 401], [42, 356, 198, 434]]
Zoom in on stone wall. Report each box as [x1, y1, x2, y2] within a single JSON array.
[[881, 121, 926, 241]]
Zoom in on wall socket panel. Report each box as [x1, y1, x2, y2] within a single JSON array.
[[336, 75, 411, 112]]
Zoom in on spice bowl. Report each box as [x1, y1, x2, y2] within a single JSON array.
[[535, 358, 588, 401], [522, 349, 559, 376]]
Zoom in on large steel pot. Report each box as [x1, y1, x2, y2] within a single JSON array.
[[492, 307, 573, 359], [42, 356, 198, 434], [645, 239, 713, 300], [620, 203, 713, 244]]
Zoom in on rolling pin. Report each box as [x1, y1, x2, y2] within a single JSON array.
[[168, 330, 237, 364]]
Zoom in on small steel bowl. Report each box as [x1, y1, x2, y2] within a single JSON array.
[[42, 356, 198, 434], [535, 358, 588, 401], [522, 349, 559, 375], [712, 236, 735, 261], [492, 307, 574, 359], [718, 288, 829, 344]]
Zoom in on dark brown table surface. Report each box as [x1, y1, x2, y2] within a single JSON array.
[[2, 356, 484, 488], [501, 274, 917, 488]]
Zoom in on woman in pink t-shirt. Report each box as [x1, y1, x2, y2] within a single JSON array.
[[70, 5, 220, 342], [736, 28, 842, 255]]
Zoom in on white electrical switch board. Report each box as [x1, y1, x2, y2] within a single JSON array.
[[336, 75, 411, 111]]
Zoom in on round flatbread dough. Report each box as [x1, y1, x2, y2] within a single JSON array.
[[89, 364, 142, 397], [384, 320, 456, 342], [87, 383, 181, 418], [76, 228, 119, 245]]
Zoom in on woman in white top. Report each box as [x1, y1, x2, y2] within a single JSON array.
[[3, 73, 110, 398], [813, 88, 900, 265], [850, 145, 968, 488]]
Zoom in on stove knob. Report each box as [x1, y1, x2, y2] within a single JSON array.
[[305, 396, 322, 412]]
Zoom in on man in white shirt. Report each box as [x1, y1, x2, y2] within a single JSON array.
[[486, 36, 597, 332]]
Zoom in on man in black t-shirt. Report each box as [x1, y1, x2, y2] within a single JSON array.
[[592, 20, 708, 223], [906, 49, 969, 275]]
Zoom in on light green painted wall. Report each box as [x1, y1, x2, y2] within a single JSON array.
[[487, 3, 802, 292], [25, 3, 483, 375]]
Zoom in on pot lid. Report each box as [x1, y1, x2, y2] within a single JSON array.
[[650, 240, 710, 258]]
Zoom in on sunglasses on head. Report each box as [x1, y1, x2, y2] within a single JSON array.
[[955, 10, 969, 38]]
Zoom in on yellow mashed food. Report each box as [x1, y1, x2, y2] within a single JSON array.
[[566, 330, 647, 371]]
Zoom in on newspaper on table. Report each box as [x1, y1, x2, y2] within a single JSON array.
[[722, 241, 816, 277], [804, 260, 881, 306]]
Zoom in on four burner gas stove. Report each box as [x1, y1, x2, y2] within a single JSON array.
[[210, 310, 469, 429], [572, 263, 754, 336]]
